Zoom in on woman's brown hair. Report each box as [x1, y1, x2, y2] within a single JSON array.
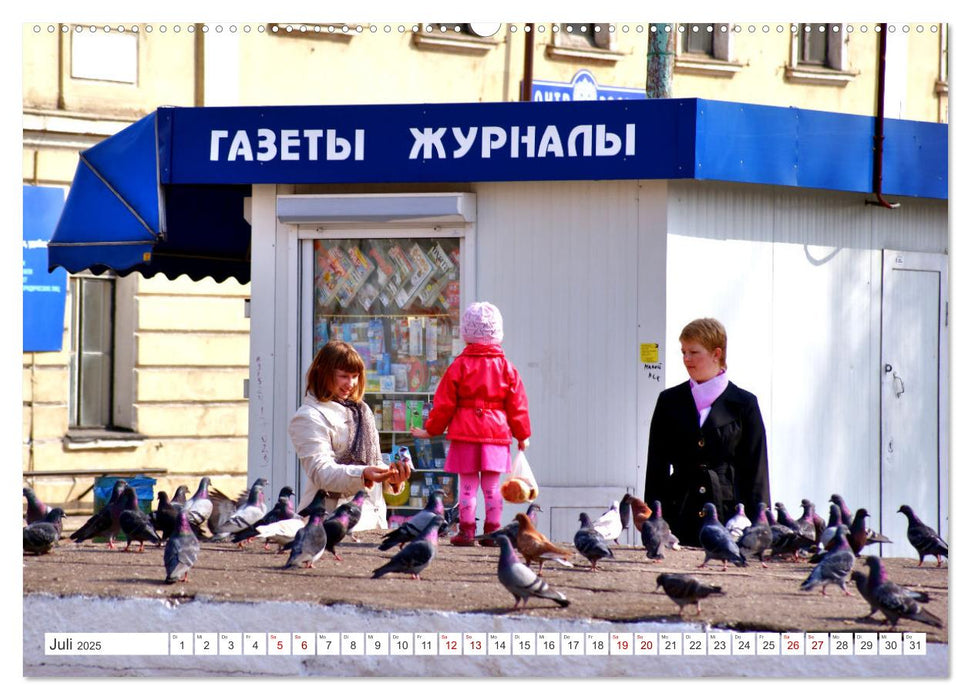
[[305, 340, 367, 402]]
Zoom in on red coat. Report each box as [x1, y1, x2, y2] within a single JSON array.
[[423, 343, 531, 445]]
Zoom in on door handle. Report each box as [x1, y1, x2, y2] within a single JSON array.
[[892, 372, 905, 398]]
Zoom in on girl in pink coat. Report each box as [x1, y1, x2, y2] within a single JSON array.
[[411, 302, 531, 546]]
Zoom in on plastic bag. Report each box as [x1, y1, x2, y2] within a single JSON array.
[[501, 450, 539, 503]]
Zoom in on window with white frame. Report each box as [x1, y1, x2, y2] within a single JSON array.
[[69, 274, 116, 428], [785, 23, 857, 86]]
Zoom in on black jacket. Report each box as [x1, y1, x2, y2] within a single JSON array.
[[644, 380, 770, 547]]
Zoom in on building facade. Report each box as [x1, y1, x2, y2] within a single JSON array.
[[23, 23, 949, 539]]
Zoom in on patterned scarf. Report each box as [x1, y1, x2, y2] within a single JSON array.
[[336, 399, 381, 466]]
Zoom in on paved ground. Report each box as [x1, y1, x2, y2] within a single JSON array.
[[24, 516, 949, 642]]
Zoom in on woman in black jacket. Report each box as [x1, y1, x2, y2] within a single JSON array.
[[644, 318, 770, 547]]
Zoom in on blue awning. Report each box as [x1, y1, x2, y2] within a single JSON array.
[[48, 113, 252, 284]]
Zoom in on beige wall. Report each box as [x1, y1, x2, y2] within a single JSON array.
[[21, 21, 947, 513]]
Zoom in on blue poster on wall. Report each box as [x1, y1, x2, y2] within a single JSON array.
[[24, 185, 67, 352]]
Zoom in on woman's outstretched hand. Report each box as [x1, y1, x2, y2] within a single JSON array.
[[410, 427, 431, 439]]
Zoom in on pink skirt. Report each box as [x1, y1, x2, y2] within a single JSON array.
[[444, 441, 512, 475]]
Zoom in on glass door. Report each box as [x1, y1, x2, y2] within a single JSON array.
[[301, 230, 468, 524]]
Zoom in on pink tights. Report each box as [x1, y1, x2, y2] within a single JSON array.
[[458, 471, 503, 528]]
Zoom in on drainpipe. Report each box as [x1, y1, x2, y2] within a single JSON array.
[[867, 23, 900, 209], [646, 24, 675, 98], [521, 23, 534, 101]]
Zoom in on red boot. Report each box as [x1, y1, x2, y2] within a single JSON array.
[[477, 522, 503, 547], [450, 523, 477, 547]]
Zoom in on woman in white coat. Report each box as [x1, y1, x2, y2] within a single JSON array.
[[288, 340, 409, 530]]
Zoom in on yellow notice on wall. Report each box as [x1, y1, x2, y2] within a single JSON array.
[[640, 343, 659, 363]]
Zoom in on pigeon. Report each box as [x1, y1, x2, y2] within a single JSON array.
[[656, 573, 724, 616], [208, 479, 268, 541], [897, 504, 948, 567], [118, 486, 161, 552], [371, 516, 443, 580], [625, 496, 653, 531], [641, 500, 674, 561], [183, 477, 214, 534], [255, 517, 307, 550], [774, 501, 802, 533], [232, 486, 296, 547], [800, 525, 854, 596], [573, 513, 614, 570], [619, 493, 633, 533], [514, 512, 574, 573], [323, 506, 356, 561], [150, 491, 180, 542], [23, 508, 66, 555], [378, 490, 445, 551], [796, 499, 823, 543], [819, 503, 844, 550], [737, 502, 773, 568], [477, 502, 542, 547], [282, 511, 329, 569], [698, 502, 746, 570], [591, 500, 623, 543], [860, 555, 943, 629], [330, 490, 367, 535], [493, 534, 569, 610], [725, 503, 752, 542], [848, 508, 891, 556], [832, 494, 890, 548], [766, 507, 815, 561], [440, 502, 461, 535], [23, 486, 50, 525], [850, 570, 930, 620], [170, 485, 189, 505], [164, 510, 200, 583], [298, 489, 329, 517], [70, 479, 128, 548]]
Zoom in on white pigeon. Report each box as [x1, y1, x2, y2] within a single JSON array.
[[592, 501, 623, 542], [209, 481, 269, 541], [725, 504, 752, 542], [255, 517, 306, 548]]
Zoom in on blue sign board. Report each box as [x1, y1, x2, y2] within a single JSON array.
[[528, 69, 646, 102], [24, 186, 67, 352]]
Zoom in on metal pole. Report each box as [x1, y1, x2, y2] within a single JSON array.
[[522, 23, 535, 101], [646, 24, 675, 98]]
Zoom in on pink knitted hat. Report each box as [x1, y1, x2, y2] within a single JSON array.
[[460, 301, 504, 344]]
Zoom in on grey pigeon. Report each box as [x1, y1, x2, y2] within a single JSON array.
[[861, 555, 943, 629], [774, 501, 802, 533], [23, 486, 50, 525], [641, 500, 673, 561], [330, 490, 367, 537], [170, 484, 189, 505], [372, 516, 443, 580], [798, 498, 826, 544], [737, 502, 773, 567], [619, 493, 632, 533], [477, 502, 542, 547], [897, 504, 948, 567], [323, 507, 356, 561], [209, 478, 268, 540], [183, 477, 214, 534], [118, 486, 161, 552], [70, 479, 128, 548], [378, 490, 445, 551], [848, 508, 891, 556], [440, 502, 461, 537], [573, 513, 614, 570], [591, 500, 622, 542], [656, 573, 724, 616], [766, 507, 815, 561], [283, 511, 328, 569], [698, 502, 746, 570], [819, 503, 844, 549], [232, 486, 296, 546], [800, 525, 854, 596], [164, 510, 200, 583], [832, 493, 890, 548], [850, 570, 929, 620], [297, 489, 329, 517], [23, 508, 66, 555], [151, 491, 180, 542], [725, 503, 752, 542], [493, 534, 569, 610]]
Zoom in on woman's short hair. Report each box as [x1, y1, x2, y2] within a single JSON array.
[[306, 340, 366, 402], [679, 318, 728, 369]]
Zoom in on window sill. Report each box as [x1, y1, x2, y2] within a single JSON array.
[[412, 32, 499, 55], [784, 64, 858, 87], [674, 56, 744, 78], [545, 44, 624, 65], [63, 428, 145, 451]]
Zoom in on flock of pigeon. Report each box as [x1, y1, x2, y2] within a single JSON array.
[[23, 482, 948, 625]]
